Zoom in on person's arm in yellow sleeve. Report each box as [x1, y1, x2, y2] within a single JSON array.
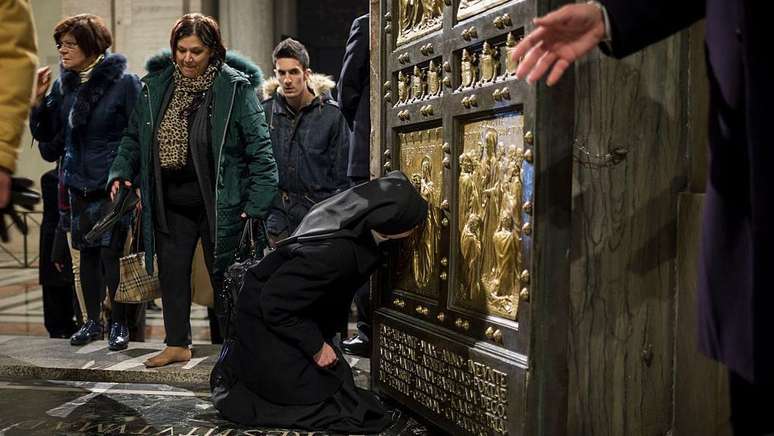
[[0, 0, 38, 207]]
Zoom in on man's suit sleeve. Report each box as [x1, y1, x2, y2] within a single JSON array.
[[601, 0, 705, 58], [337, 15, 369, 129]]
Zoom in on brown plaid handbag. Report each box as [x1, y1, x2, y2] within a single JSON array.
[[115, 212, 160, 304]]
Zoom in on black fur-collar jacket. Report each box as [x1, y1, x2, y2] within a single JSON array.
[[31, 53, 142, 193]]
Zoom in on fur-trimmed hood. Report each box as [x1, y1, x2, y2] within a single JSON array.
[[261, 73, 336, 102], [144, 49, 264, 89], [60, 52, 130, 130]]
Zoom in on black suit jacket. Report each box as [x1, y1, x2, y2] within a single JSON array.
[[601, 0, 774, 383], [338, 14, 371, 180]]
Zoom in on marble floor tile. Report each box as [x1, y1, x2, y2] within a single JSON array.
[[0, 378, 433, 436]]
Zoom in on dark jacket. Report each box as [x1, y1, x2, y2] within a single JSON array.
[[338, 14, 371, 180], [601, 0, 773, 383], [108, 51, 278, 276], [30, 53, 141, 193], [39, 169, 73, 287], [261, 74, 350, 199]]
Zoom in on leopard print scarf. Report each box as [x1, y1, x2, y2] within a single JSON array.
[[157, 63, 218, 170]]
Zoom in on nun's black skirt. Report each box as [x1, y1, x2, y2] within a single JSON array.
[[210, 340, 392, 434]]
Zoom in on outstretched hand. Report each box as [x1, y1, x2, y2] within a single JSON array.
[[513, 3, 606, 86]]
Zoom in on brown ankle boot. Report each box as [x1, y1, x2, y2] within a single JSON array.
[[143, 346, 192, 368]]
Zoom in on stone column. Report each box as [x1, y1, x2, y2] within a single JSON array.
[[274, 0, 297, 42], [219, 0, 275, 78]]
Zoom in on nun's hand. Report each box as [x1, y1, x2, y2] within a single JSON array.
[[313, 343, 338, 368]]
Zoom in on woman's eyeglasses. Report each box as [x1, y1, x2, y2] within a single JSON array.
[[56, 41, 79, 50]]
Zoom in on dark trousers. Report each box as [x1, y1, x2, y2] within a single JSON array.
[[353, 282, 371, 342], [729, 370, 774, 436], [41, 284, 77, 338], [155, 205, 216, 347], [79, 245, 125, 324]]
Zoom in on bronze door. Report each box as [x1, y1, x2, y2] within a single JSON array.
[[372, 1, 573, 435]]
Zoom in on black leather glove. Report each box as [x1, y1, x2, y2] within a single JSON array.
[[0, 177, 41, 242]]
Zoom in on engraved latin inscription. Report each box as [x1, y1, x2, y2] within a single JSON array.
[[378, 324, 510, 434]]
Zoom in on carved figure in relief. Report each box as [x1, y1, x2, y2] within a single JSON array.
[[397, 71, 409, 103], [503, 32, 519, 76], [461, 213, 483, 301], [478, 131, 500, 216], [467, 149, 485, 220], [501, 153, 523, 229], [421, 0, 444, 25], [398, 0, 443, 44], [411, 65, 425, 101], [412, 157, 437, 287], [491, 214, 518, 295], [427, 60, 441, 97], [479, 41, 499, 84], [458, 152, 479, 234], [400, 0, 419, 33], [460, 48, 477, 89], [477, 130, 505, 279]]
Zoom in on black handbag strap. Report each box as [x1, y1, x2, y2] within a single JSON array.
[[130, 209, 142, 253], [235, 218, 268, 261]]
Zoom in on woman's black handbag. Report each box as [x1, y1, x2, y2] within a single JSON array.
[[221, 218, 266, 338]]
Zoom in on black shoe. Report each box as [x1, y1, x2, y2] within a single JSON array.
[[70, 320, 103, 346], [341, 335, 370, 357], [147, 300, 161, 311], [108, 322, 129, 351]]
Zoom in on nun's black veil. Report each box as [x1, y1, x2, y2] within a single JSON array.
[[277, 171, 428, 246]]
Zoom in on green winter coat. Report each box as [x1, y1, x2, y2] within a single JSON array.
[[108, 51, 278, 275]]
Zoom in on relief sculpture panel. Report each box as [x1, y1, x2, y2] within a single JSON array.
[[454, 114, 531, 320], [457, 0, 510, 21], [397, 0, 444, 46], [392, 127, 445, 298]]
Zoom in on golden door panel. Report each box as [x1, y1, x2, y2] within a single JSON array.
[[391, 127, 445, 299], [457, 0, 511, 21], [396, 0, 444, 46], [453, 113, 532, 321]]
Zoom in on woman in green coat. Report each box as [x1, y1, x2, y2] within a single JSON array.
[[108, 13, 277, 367]]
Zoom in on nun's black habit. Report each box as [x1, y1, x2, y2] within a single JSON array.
[[210, 171, 427, 433]]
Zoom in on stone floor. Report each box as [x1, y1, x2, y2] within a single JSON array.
[[0, 378, 430, 435], [0, 261, 435, 435], [0, 336, 430, 436]]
